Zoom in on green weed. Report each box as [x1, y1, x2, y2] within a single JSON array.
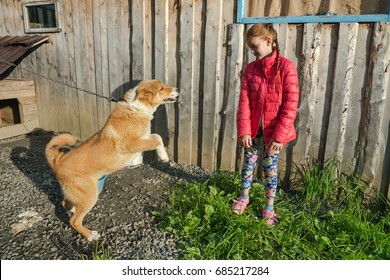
[[155, 160, 390, 260], [81, 241, 116, 260]]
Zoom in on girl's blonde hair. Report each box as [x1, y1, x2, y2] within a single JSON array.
[[246, 23, 280, 74]]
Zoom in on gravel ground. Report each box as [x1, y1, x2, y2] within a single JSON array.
[[0, 131, 211, 260]]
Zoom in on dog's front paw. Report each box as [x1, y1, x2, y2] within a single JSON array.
[[87, 231, 100, 241], [156, 148, 169, 162], [158, 155, 170, 162], [127, 153, 143, 168]]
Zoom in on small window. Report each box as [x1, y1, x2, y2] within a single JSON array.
[[22, 1, 61, 33]]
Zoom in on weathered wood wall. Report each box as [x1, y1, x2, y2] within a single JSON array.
[[0, 0, 389, 198]]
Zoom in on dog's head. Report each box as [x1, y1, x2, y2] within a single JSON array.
[[124, 80, 178, 108]]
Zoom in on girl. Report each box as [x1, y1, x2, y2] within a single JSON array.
[[232, 23, 299, 225]]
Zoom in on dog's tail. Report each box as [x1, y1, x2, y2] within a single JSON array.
[[45, 133, 79, 170]]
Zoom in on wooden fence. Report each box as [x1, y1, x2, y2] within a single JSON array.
[[0, 0, 389, 198]]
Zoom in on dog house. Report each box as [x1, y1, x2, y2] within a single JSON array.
[[0, 35, 48, 140], [0, 78, 39, 140]]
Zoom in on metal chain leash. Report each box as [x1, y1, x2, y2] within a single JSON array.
[[0, 59, 122, 102]]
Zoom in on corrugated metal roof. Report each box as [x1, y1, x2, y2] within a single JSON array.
[[0, 35, 49, 76]]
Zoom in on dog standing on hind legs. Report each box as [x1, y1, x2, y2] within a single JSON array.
[[45, 80, 179, 241]]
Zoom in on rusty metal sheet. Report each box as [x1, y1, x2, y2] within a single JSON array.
[[0, 35, 49, 76]]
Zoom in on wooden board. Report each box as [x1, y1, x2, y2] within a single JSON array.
[[177, 0, 196, 165], [325, 23, 359, 160], [93, 0, 111, 130], [73, 0, 98, 140], [294, 23, 322, 164], [165, 0, 179, 160], [201, 0, 224, 170], [360, 22, 390, 185], [219, 24, 244, 171], [0, 79, 39, 140]]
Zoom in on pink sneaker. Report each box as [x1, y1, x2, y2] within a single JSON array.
[[262, 209, 278, 225]]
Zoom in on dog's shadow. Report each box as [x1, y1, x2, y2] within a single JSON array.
[[10, 129, 70, 224]]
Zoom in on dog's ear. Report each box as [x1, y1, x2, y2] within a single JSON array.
[[135, 88, 151, 101], [124, 87, 137, 102]]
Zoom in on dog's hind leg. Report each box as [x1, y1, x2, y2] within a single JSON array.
[[69, 187, 100, 241]]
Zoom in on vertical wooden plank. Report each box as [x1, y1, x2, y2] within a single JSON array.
[[153, 0, 172, 154], [62, 0, 80, 136], [107, 0, 123, 111], [294, 23, 322, 164], [342, 24, 370, 167], [93, 0, 108, 129], [35, 44, 56, 132], [52, 1, 69, 133], [0, 2, 6, 34], [144, 1, 153, 80], [379, 75, 390, 200], [219, 24, 244, 170], [131, 0, 152, 82], [176, 0, 195, 165], [190, 0, 203, 166], [282, 24, 303, 185], [325, 23, 358, 160], [285, 24, 303, 71], [360, 22, 390, 187], [121, 0, 131, 92], [313, 24, 337, 162], [165, 0, 179, 160], [216, 0, 235, 170], [201, 0, 224, 170], [154, 0, 169, 83], [2, 0, 17, 34], [73, 0, 98, 140], [131, 0, 143, 82]]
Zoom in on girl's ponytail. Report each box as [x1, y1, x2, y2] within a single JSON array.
[[274, 37, 280, 76]]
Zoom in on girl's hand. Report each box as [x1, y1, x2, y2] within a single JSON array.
[[267, 139, 283, 151], [238, 135, 252, 148]]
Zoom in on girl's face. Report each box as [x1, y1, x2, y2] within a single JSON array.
[[247, 36, 273, 60]]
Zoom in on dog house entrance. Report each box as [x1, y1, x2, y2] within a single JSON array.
[[0, 79, 40, 140], [0, 98, 21, 127]]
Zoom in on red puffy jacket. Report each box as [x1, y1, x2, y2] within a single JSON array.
[[236, 50, 299, 145]]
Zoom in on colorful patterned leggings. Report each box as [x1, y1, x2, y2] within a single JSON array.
[[241, 137, 279, 202]]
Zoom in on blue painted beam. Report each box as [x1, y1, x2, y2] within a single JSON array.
[[236, 0, 390, 23], [236, 0, 245, 23]]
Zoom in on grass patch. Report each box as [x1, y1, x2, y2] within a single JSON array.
[[81, 242, 116, 260], [154, 158, 390, 260]]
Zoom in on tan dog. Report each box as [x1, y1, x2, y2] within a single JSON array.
[[45, 80, 178, 241]]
